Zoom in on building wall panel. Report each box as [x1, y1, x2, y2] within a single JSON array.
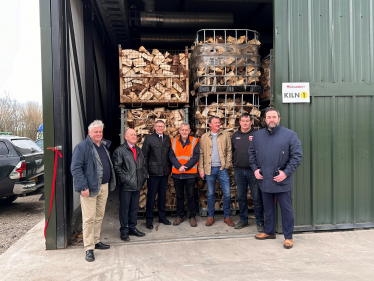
[[274, 0, 374, 231]]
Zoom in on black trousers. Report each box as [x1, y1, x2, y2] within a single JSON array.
[[146, 176, 168, 224], [173, 178, 196, 219], [262, 191, 294, 239], [119, 189, 140, 235]]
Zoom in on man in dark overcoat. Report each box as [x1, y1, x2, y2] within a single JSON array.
[[249, 107, 302, 249]]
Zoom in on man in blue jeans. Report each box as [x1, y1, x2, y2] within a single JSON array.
[[199, 116, 234, 227], [231, 113, 265, 232]]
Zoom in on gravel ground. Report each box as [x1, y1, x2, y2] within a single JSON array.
[[0, 195, 44, 255]]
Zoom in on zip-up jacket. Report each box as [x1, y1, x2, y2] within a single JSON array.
[[112, 143, 147, 191], [71, 135, 116, 193], [248, 125, 303, 193]]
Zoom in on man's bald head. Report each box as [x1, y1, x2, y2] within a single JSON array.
[[125, 128, 137, 146]]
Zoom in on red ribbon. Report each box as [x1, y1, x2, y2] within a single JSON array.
[[44, 147, 62, 239]]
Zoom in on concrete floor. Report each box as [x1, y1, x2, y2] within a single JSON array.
[[1, 191, 374, 281], [80, 190, 260, 246], [1, 220, 374, 281]]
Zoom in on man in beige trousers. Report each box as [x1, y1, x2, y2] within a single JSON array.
[[71, 120, 116, 262]]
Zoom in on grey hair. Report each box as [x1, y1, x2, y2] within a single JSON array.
[[265, 107, 281, 118], [179, 122, 190, 129], [88, 120, 104, 131]]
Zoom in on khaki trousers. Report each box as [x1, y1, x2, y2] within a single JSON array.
[[80, 183, 108, 251]]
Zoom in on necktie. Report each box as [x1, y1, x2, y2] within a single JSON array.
[[160, 135, 163, 142]]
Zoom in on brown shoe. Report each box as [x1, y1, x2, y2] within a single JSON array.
[[190, 217, 197, 227], [224, 217, 235, 227], [173, 217, 184, 226], [255, 233, 276, 240], [284, 239, 293, 249], [205, 217, 214, 226]]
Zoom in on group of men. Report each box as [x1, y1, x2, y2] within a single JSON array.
[[71, 107, 303, 262]]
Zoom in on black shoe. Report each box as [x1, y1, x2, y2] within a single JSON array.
[[158, 219, 172, 225], [146, 223, 154, 229], [257, 224, 265, 232], [120, 234, 130, 241], [95, 242, 110, 250], [234, 221, 249, 229], [85, 250, 95, 262], [129, 228, 146, 237]]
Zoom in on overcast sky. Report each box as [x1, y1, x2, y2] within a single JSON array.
[[0, 0, 42, 105]]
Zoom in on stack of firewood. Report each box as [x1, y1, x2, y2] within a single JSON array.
[[193, 97, 261, 137], [138, 178, 177, 210], [120, 46, 189, 103], [198, 168, 253, 210], [191, 35, 261, 90], [125, 107, 186, 148], [260, 57, 270, 99]]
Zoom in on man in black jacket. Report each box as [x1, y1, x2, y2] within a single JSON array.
[[231, 113, 264, 232], [249, 108, 303, 249], [142, 120, 172, 229], [113, 128, 148, 241]]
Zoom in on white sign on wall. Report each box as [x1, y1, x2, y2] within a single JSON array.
[[282, 82, 310, 103]]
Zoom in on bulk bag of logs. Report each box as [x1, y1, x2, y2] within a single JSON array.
[[193, 94, 261, 138], [124, 107, 187, 148], [191, 29, 262, 93], [119, 46, 189, 104]]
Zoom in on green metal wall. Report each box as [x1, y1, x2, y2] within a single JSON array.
[[274, 0, 374, 231]]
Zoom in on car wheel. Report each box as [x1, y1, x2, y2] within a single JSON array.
[[0, 195, 19, 205]]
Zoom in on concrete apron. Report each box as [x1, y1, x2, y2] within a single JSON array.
[[71, 189, 260, 248]]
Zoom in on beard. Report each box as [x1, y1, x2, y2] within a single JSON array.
[[266, 121, 280, 130]]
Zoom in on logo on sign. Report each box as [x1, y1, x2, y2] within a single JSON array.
[[249, 136, 253, 141]]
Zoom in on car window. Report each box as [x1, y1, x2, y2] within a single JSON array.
[[11, 139, 43, 155], [35, 139, 44, 150], [0, 141, 9, 155]]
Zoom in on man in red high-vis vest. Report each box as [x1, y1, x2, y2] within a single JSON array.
[[169, 123, 200, 227]]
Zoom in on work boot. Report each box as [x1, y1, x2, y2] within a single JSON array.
[[257, 224, 265, 232], [255, 233, 276, 240], [85, 250, 95, 262], [284, 239, 293, 249], [173, 217, 184, 226], [234, 221, 249, 229], [224, 217, 235, 227], [190, 217, 197, 227], [205, 217, 214, 226]]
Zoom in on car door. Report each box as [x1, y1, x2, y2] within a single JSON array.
[[0, 140, 21, 196], [11, 138, 44, 180]]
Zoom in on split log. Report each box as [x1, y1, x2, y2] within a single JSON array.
[[120, 46, 189, 103], [193, 98, 261, 137]]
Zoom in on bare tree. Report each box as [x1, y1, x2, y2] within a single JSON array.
[[0, 92, 43, 139]]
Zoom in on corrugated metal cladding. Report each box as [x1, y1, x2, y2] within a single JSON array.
[[274, 0, 374, 231]]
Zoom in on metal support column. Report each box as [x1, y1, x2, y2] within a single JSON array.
[[83, 0, 95, 125], [50, 0, 69, 249]]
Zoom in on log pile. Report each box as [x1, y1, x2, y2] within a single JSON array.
[[198, 168, 253, 210], [119, 46, 189, 103], [193, 97, 261, 137], [125, 108, 187, 148], [139, 178, 179, 210], [260, 57, 270, 99], [191, 35, 261, 91]]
